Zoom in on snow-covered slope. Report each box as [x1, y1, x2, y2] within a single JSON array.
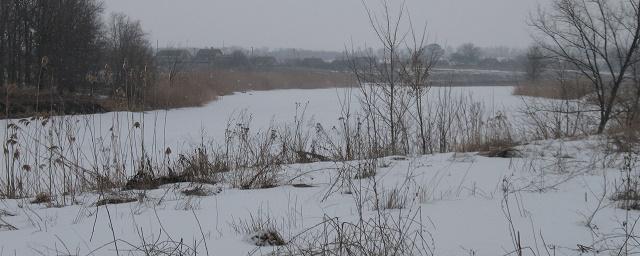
[[0, 136, 635, 255]]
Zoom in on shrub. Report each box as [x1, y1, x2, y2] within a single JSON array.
[[230, 208, 287, 246], [95, 194, 137, 207], [31, 192, 51, 204]]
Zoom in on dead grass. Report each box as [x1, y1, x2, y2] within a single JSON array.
[[0, 85, 107, 119], [279, 210, 434, 255], [30, 192, 51, 204], [95, 195, 137, 206], [248, 230, 286, 246], [1, 68, 354, 118], [477, 147, 523, 158], [144, 72, 221, 109], [513, 80, 592, 100], [352, 161, 377, 180], [178, 147, 228, 177], [146, 68, 354, 109], [608, 129, 640, 153], [612, 189, 640, 210], [611, 152, 640, 210], [461, 139, 518, 154], [123, 147, 226, 191], [123, 168, 220, 191], [376, 188, 407, 210], [181, 185, 210, 197], [230, 208, 287, 246], [457, 112, 518, 153]]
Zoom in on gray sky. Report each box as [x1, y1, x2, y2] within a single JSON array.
[[105, 0, 542, 51]]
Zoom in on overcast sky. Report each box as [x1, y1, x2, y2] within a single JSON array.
[[105, 0, 543, 51]]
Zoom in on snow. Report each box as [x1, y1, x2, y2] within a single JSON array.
[[0, 86, 635, 255]]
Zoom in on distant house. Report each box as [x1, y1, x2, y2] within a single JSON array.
[[194, 48, 223, 63], [250, 56, 277, 67], [212, 50, 250, 68], [351, 56, 376, 67], [301, 57, 327, 68], [155, 49, 193, 65], [213, 55, 235, 67], [330, 59, 350, 70]]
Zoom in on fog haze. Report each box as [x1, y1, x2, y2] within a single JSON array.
[[105, 0, 541, 50]]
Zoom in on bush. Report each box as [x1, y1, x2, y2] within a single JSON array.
[[31, 192, 51, 204], [612, 152, 640, 210], [230, 208, 287, 246]]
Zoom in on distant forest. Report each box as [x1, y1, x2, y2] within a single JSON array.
[[155, 44, 532, 72], [0, 0, 154, 99]]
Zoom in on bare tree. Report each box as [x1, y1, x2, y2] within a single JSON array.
[[399, 21, 441, 154], [365, 0, 404, 155], [531, 0, 640, 134], [0, 0, 104, 93], [348, 1, 410, 156], [450, 43, 481, 65], [347, 1, 441, 156], [104, 13, 155, 107], [620, 54, 640, 127], [524, 45, 547, 82]]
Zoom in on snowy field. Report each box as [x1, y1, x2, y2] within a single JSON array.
[[105, 86, 521, 151], [0, 86, 635, 255]]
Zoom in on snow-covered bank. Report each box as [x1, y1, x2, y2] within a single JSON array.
[[0, 136, 635, 255]]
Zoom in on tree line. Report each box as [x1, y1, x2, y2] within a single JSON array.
[[0, 0, 154, 100]]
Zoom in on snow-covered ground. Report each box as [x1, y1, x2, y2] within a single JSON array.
[[0, 137, 634, 255], [0, 86, 636, 255]]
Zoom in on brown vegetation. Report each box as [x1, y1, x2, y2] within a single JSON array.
[[512, 79, 592, 100], [146, 68, 353, 109], [30, 192, 51, 204], [95, 194, 137, 206], [0, 68, 354, 118], [0, 86, 108, 119]]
